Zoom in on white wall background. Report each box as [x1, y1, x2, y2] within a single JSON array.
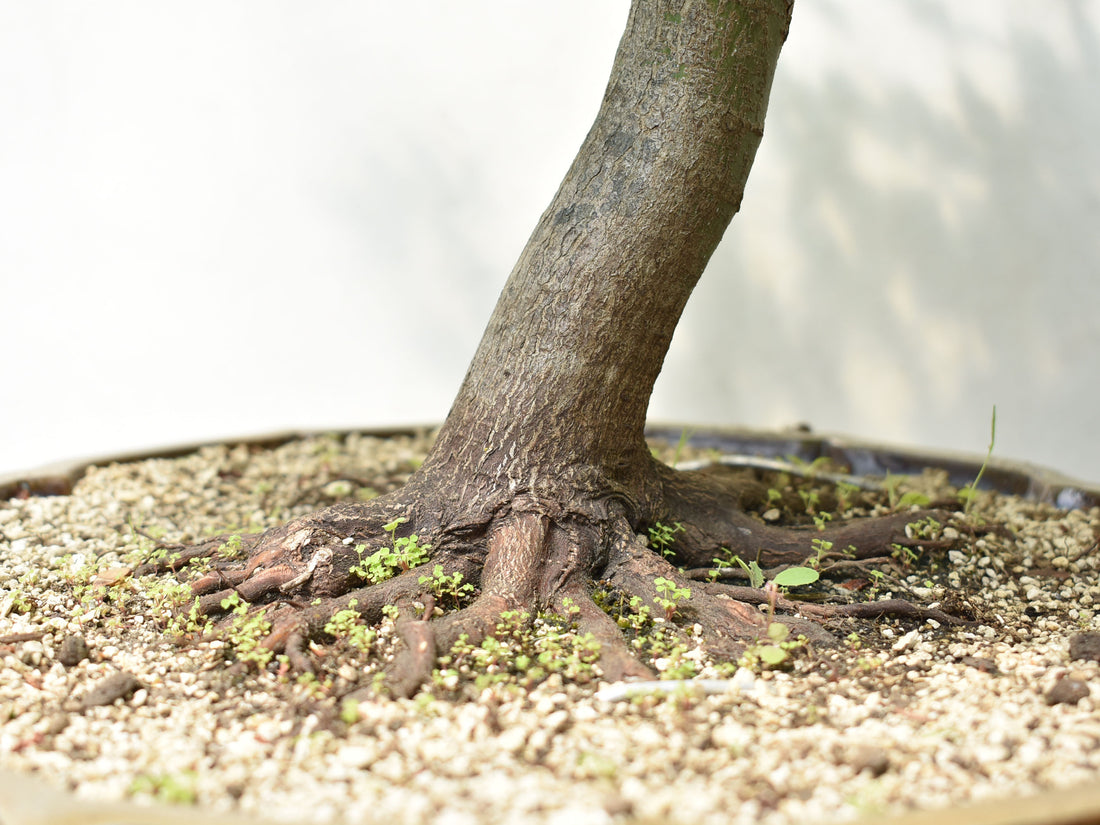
[[2, 2, 1098, 483]]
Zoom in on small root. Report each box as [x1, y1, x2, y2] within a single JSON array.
[[815, 556, 893, 575], [386, 597, 438, 699], [550, 588, 654, 682], [281, 629, 314, 674], [133, 537, 240, 576], [699, 581, 970, 627], [795, 598, 969, 626], [235, 566, 297, 601]]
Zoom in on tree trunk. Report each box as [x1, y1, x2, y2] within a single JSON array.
[[424, 0, 794, 516], [159, 0, 958, 694]]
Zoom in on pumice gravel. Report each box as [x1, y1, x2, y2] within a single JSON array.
[[1, 431, 1099, 825]]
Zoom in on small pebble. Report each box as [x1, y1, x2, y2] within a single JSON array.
[[1068, 632, 1100, 663], [1045, 677, 1090, 706], [56, 634, 90, 667], [80, 671, 142, 709], [847, 745, 891, 777]]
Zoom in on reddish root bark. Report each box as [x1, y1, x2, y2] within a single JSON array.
[[386, 597, 439, 700]]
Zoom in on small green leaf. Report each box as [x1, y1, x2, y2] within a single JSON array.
[[340, 698, 360, 725], [735, 557, 766, 588], [897, 491, 931, 508], [772, 566, 820, 588], [758, 645, 788, 665], [766, 622, 791, 642]]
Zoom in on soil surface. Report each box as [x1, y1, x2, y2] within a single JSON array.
[[1, 430, 1099, 825]]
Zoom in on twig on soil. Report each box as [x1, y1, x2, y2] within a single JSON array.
[[794, 598, 969, 625], [700, 582, 969, 626], [0, 631, 46, 645]]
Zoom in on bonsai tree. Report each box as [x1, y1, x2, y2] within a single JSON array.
[[146, 0, 943, 695]]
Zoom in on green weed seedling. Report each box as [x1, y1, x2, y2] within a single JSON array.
[[890, 543, 919, 568], [882, 475, 930, 511], [656, 642, 699, 680], [835, 480, 860, 512], [771, 566, 819, 589], [418, 564, 476, 608], [120, 517, 170, 567], [736, 561, 818, 670], [432, 609, 603, 693], [959, 405, 997, 515], [7, 569, 40, 614], [559, 596, 582, 620], [809, 537, 833, 569], [785, 455, 833, 478], [217, 534, 245, 560], [324, 599, 376, 651], [351, 517, 431, 583], [220, 591, 274, 667], [798, 489, 820, 515], [648, 521, 685, 558], [898, 490, 931, 509], [340, 698, 361, 725], [614, 594, 653, 633], [672, 427, 694, 466], [733, 555, 766, 589], [129, 771, 198, 805], [866, 568, 886, 598], [707, 553, 735, 582], [724, 552, 819, 590], [165, 596, 210, 637], [906, 515, 943, 541], [741, 621, 807, 669], [845, 631, 883, 670], [653, 577, 691, 620]]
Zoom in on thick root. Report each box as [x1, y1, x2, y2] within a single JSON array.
[[144, 460, 974, 698], [385, 512, 658, 695], [660, 464, 951, 567], [602, 521, 772, 659]]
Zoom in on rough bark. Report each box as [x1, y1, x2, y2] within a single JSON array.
[[421, 0, 794, 525]]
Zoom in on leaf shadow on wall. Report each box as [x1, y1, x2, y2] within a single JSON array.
[[657, 3, 1100, 479]]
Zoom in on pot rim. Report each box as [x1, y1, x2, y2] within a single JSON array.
[[2, 422, 1097, 509]]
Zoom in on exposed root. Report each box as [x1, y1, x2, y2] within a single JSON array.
[[549, 588, 655, 683], [695, 582, 969, 627], [277, 627, 314, 674], [386, 597, 438, 700], [385, 512, 657, 694], [601, 519, 771, 658], [682, 557, 893, 582], [794, 598, 968, 625], [658, 464, 949, 568], [145, 456, 978, 698]]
